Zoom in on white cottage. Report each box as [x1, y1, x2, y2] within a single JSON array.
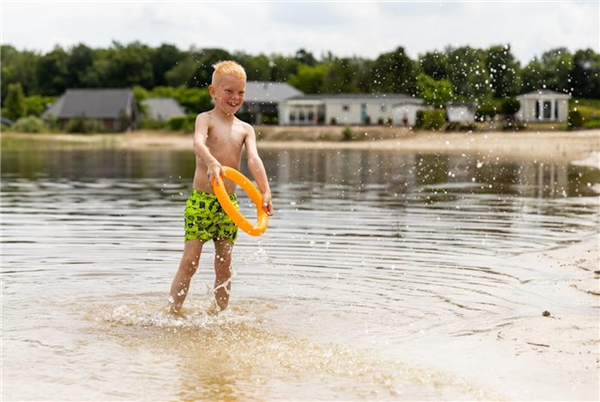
[[279, 93, 426, 126], [446, 101, 478, 123], [516, 89, 571, 122]]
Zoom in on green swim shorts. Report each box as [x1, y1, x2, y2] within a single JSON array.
[[184, 190, 239, 243]]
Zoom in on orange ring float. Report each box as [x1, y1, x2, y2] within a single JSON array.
[[211, 166, 268, 236]]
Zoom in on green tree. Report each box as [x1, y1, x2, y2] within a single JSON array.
[[415, 73, 455, 108], [1, 45, 40, 99], [5, 83, 27, 120], [190, 48, 234, 88], [165, 54, 197, 87], [418, 51, 448, 80], [520, 58, 545, 93], [445, 46, 491, 100], [66, 43, 96, 88], [295, 49, 317, 66], [36, 46, 69, 96], [322, 57, 364, 93], [24, 95, 56, 116], [268, 54, 301, 82], [570, 49, 600, 98], [370, 46, 417, 94], [288, 63, 328, 93], [539, 47, 573, 93], [236, 52, 272, 81], [151, 44, 184, 87], [105, 41, 155, 88], [485, 44, 521, 98]]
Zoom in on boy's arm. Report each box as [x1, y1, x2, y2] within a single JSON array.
[[244, 125, 273, 215], [193, 113, 225, 184]]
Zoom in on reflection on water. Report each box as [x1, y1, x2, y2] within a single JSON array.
[[2, 146, 599, 401]]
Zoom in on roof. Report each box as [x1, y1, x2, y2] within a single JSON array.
[[244, 81, 304, 103], [516, 89, 572, 99], [285, 93, 423, 104], [44, 89, 135, 119], [142, 98, 186, 120]]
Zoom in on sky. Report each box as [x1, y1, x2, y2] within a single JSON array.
[[1, 1, 599, 65]]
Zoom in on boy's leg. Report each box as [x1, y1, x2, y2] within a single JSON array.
[[169, 239, 204, 313], [213, 239, 234, 311]]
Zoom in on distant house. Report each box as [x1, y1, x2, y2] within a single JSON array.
[[240, 81, 304, 124], [446, 101, 478, 123], [516, 89, 571, 123], [279, 93, 426, 126], [142, 98, 186, 122], [43, 88, 138, 132]]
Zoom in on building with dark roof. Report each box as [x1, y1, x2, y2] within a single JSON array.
[[142, 98, 186, 122], [240, 81, 304, 124], [279, 93, 427, 126], [43, 88, 138, 132]]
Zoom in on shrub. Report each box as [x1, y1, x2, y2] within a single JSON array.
[[567, 110, 584, 130], [501, 97, 521, 116], [415, 109, 446, 131], [167, 115, 196, 132], [341, 125, 354, 141], [11, 116, 47, 133], [65, 118, 106, 134]]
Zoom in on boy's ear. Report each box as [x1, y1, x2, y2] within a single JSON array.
[[208, 85, 215, 98]]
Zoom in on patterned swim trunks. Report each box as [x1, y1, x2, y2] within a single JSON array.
[[184, 190, 239, 243]]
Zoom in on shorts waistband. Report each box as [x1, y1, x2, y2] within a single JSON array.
[[191, 189, 237, 200]]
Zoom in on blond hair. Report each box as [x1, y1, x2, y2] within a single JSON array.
[[212, 60, 247, 85]]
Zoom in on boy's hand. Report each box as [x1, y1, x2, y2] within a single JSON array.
[[262, 193, 273, 216], [207, 162, 225, 185]]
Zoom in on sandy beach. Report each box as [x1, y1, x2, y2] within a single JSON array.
[[4, 127, 600, 163], [2, 128, 599, 400]]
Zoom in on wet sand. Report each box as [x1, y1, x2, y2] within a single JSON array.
[[4, 128, 600, 164], [3, 128, 599, 399]]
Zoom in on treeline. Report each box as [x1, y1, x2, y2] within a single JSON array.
[[2, 41, 599, 116]]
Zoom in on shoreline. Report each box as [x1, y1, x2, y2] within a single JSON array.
[[2, 128, 599, 163]]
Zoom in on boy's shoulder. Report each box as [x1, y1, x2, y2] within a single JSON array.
[[234, 116, 255, 132]]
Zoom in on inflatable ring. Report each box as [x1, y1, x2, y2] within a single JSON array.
[[211, 166, 268, 236]]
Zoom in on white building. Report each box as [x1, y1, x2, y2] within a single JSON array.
[[279, 94, 426, 126], [446, 101, 478, 123], [516, 89, 571, 122], [240, 81, 304, 124]]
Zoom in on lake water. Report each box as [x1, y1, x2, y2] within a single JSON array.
[[2, 145, 599, 401]]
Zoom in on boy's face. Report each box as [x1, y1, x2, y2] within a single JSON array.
[[210, 74, 246, 116]]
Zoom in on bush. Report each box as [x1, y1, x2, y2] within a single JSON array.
[[501, 97, 521, 116], [11, 116, 47, 133], [475, 101, 501, 122], [65, 118, 106, 134], [341, 125, 354, 141], [568, 110, 584, 130], [415, 109, 446, 131], [167, 115, 196, 132]]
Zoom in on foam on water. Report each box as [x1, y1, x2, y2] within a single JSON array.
[[89, 295, 499, 401]]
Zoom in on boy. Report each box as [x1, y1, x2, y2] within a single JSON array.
[[168, 60, 273, 314]]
